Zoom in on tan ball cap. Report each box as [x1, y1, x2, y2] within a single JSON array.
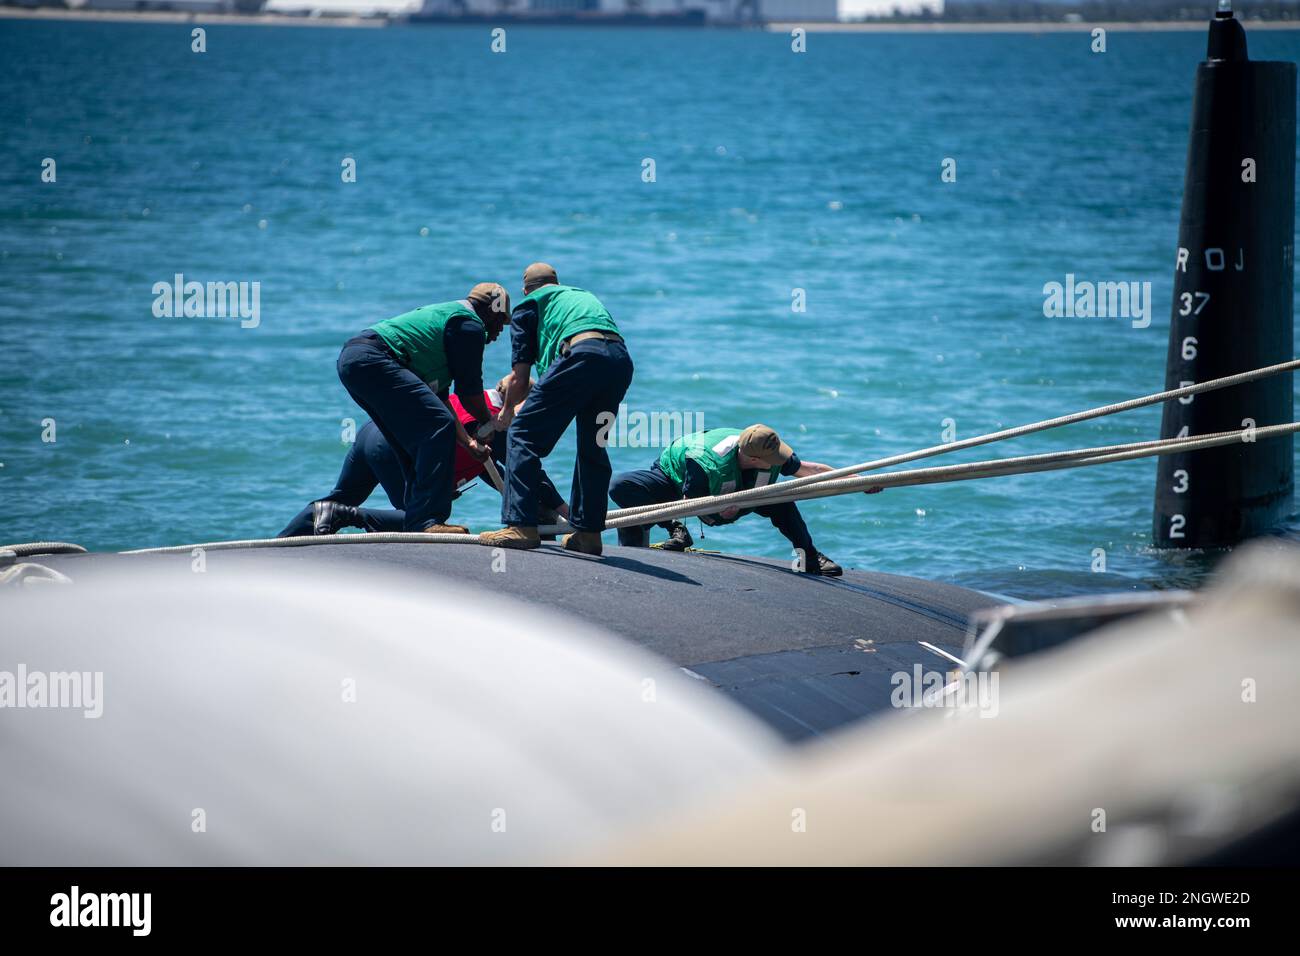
[[522, 262, 558, 293], [739, 425, 793, 467], [467, 282, 510, 318]]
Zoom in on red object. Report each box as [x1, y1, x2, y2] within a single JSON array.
[[451, 391, 502, 487]]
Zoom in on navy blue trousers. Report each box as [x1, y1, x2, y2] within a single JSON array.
[[609, 463, 817, 556], [278, 421, 407, 537], [503, 339, 634, 531], [336, 331, 458, 531], [607, 462, 683, 547], [280, 424, 565, 538]]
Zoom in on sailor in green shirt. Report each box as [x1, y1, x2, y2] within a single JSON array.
[[336, 282, 505, 534], [610, 425, 853, 576], [480, 263, 634, 556]]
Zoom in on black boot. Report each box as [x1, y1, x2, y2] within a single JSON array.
[[312, 500, 362, 535], [659, 521, 694, 552], [803, 552, 842, 577]]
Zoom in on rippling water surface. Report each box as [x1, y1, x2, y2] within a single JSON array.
[[2, 20, 1298, 598]]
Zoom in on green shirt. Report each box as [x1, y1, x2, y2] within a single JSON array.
[[370, 300, 485, 393], [519, 284, 620, 373], [659, 428, 783, 497]]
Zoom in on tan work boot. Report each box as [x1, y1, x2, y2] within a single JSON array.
[[479, 526, 540, 550], [561, 531, 603, 556], [422, 523, 470, 534]]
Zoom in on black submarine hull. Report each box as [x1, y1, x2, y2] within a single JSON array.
[[29, 541, 998, 743]]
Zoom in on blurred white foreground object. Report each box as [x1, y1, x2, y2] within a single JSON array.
[[0, 566, 778, 865], [588, 543, 1300, 865]]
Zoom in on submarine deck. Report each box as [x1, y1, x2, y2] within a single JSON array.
[[31, 543, 1001, 742]]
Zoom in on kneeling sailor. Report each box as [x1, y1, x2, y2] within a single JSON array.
[[278, 380, 569, 537], [610, 425, 845, 576]]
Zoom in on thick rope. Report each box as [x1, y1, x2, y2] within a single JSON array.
[[0, 562, 72, 587], [121, 532, 483, 556], [605, 422, 1300, 529], [0, 541, 88, 557], [119, 422, 1299, 553], [609, 358, 1300, 522], [716, 423, 1295, 506], [108, 360, 1298, 556]]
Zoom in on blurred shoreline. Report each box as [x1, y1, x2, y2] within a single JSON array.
[[5, 8, 1300, 33], [0, 7, 387, 27], [771, 19, 1300, 32]]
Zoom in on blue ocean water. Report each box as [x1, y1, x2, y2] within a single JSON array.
[[1, 19, 1297, 598]]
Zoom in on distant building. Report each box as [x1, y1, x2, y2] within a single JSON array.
[[71, 0, 269, 11], [132, 0, 946, 20], [263, 0, 419, 13], [839, 0, 943, 17], [531, 0, 602, 10], [418, 1, 946, 20], [622, 0, 945, 18], [627, 1, 838, 22]]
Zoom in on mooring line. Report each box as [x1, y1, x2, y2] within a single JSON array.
[[107, 361, 1298, 556], [112, 421, 1300, 556], [121, 532, 483, 556], [604, 421, 1300, 528], [608, 358, 1300, 522]]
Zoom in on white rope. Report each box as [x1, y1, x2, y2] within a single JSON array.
[[0, 562, 73, 587], [114, 423, 1295, 555], [113, 360, 1298, 555], [121, 532, 483, 555], [609, 358, 1300, 523], [0, 541, 88, 557], [604, 421, 1300, 529], [118, 422, 1297, 554], [731, 424, 1292, 505]]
